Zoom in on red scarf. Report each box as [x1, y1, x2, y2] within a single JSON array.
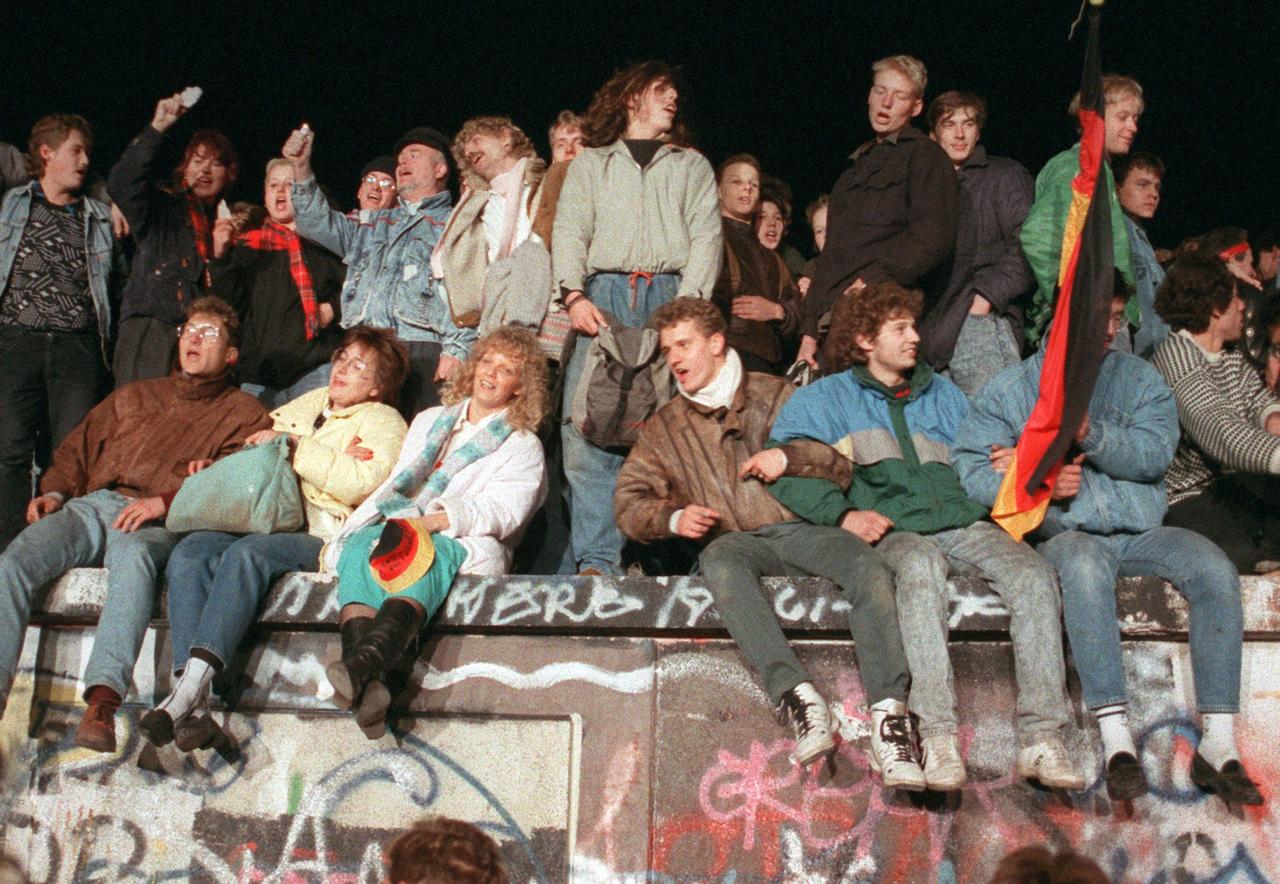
[[187, 197, 214, 288], [238, 220, 320, 339]]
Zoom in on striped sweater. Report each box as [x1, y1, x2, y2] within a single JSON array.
[[1150, 330, 1280, 504]]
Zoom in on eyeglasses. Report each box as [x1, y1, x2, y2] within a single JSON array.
[[362, 175, 395, 190], [332, 349, 372, 374], [178, 323, 223, 342]]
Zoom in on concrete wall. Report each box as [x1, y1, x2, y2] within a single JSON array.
[[2, 571, 1279, 882]]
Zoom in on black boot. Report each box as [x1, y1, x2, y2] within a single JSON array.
[[347, 599, 422, 739], [325, 616, 377, 709]]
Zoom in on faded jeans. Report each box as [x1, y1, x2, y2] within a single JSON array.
[[877, 520, 1070, 744], [1038, 527, 1241, 713], [947, 314, 1021, 398], [165, 530, 323, 672], [699, 522, 910, 706], [560, 272, 678, 575], [0, 488, 179, 712], [241, 361, 331, 410]]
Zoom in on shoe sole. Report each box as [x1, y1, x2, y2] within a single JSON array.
[[867, 754, 926, 791], [792, 734, 836, 766], [139, 709, 175, 747], [923, 771, 967, 791], [175, 715, 226, 752], [1016, 761, 1085, 791], [73, 729, 116, 754], [326, 661, 358, 709], [1106, 779, 1149, 801], [356, 681, 391, 740]]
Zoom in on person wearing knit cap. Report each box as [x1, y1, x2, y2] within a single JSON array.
[[283, 122, 472, 419], [354, 155, 397, 213]]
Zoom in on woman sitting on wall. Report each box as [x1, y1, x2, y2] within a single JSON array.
[[324, 326, 549, 738], [140, 326, 411, 750]]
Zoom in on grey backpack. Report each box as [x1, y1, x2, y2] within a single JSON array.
[[570, 315, 673, 448]]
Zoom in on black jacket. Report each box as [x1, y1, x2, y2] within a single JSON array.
[[108, 126, 211, 326], [209, 239, 345, 389], [918, 146, 1035, 368], [803, 126, 958, 337]]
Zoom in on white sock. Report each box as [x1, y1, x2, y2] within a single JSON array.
[[1094, 704, 1136, 761], [156, 657, 216, 724], [869, 697, 905, 716], [1198, 713, 1239, 769]]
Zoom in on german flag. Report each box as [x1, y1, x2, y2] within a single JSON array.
[[992, 0, 1114, 540]]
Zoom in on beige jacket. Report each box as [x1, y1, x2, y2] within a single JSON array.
[[270, 387, 408, 540], [434, 159, 546, 327], [551, 140, 722, 301]]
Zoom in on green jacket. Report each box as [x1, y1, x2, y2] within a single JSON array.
[[766, 362, 987, 536], [1020, 144, 1135, 346]]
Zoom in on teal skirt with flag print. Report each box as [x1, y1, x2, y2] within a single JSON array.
[[335, 522, 467, 617]]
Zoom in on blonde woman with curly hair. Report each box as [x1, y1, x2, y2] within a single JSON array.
[[323, 327, 549, 738]]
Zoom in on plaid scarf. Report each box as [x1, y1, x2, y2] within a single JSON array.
[[375, 401, 514, 517], [187, 197, 214, 288], [238, 220, 320, 339]]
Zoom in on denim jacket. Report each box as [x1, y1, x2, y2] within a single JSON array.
[[292, 178, 475, 358], [953, 349, 1177, 538], [0, 181, 117, 364], [1126, 215, 1169, 359]]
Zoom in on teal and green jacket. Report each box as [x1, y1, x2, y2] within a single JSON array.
[[766, 362, 986, 535], [1020, 144, 1135, 346]]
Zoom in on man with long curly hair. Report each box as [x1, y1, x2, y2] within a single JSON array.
[[768, 282, 1083, 792], [432, 117, 547, 332], [322, 327, 549, 738], [552, 60, 722, 576]]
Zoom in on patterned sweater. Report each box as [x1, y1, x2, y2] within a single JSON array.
[[1150, 330, 1280, 504]]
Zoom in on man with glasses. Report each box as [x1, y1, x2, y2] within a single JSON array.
[[352, 156, 397, 215], [0, 296, 271, 752]]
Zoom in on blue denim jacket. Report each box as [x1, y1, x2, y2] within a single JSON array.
[[0, 181, 116, 364], [291, 178, 475, 357], [1126, 215, 1169, 359], [953, 349, 1178, 537]]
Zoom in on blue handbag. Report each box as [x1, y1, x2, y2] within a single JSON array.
[[165, 436, 305, 534]]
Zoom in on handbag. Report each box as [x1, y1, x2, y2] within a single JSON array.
[[165, 436, 305, 534]]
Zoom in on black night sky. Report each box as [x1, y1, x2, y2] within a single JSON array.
[[8, 1, 1278, 252]]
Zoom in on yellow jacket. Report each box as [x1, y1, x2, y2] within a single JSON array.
[[270, 387, 408, 540]]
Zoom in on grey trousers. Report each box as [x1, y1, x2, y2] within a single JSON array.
[[698, 521, 910, 706], [876, 521, 1070, 744]]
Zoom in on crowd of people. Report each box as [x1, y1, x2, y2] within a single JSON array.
[[0, 53, 1276, 809]]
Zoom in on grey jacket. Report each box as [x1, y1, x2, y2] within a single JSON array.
[[919, 146, 1034, 369], [552, 140, 721, 301]]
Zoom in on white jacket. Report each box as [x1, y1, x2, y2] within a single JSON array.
[[323, 401, 547, 575]]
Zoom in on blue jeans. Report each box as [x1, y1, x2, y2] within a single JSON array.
[[1038, 527, 1242, 713], [0, 488, 179, 710], [560, 272, 679, 574], [241, 361, 331, 410], [877, 521, 1070, 744], [165, 530, 323, 671]]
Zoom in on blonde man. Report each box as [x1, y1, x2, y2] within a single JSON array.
[[798, 54, 958, 371]]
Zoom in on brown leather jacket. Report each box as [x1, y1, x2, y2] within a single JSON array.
[[40, 371, 272, 502], [615, 370, 851, 543]]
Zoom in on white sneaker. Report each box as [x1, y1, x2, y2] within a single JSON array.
[[921, 734, 967, 791], [868, 701, 926, 791], [1017, 736, 1086, 790], [775, 682, 836, 766]]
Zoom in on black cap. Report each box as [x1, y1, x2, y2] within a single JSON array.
[[392, 126, 451, 158], [360, 155, 396, 179]]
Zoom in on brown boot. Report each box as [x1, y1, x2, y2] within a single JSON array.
[[75, 685, 122, 753]]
